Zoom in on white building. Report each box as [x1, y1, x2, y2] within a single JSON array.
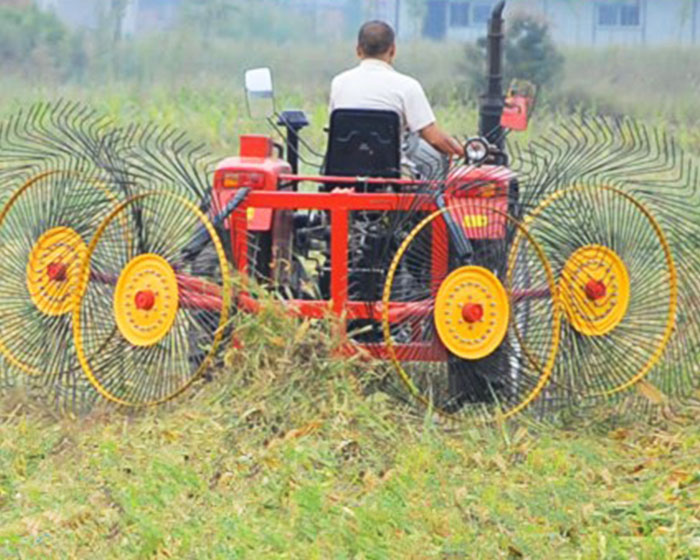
[[408, 0, 700, 45]]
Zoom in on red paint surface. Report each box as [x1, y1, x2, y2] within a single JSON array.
[[585, 279, 607, 301], [462, 303, 484, 323], [134, 290, 156, 311], [47, 262, 67, 282]]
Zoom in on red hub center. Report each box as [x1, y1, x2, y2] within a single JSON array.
[[134, 290, 156, 311], [462, 303, 484, 323], [47, 262, 68, 282], [585, 280, 607, 301]]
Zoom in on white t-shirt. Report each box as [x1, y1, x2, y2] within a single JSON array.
[[329, 59, 436, 133]]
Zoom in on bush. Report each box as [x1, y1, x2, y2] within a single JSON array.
[[0, 5, 84, 80], [0, 6, 64, 63], [178, 0, 316, 43], [461, 13, 564, 96]]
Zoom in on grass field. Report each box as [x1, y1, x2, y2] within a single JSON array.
[[1, 39, 700, 558], [1, 303, 699, 558], [1, 41, 699, 157]]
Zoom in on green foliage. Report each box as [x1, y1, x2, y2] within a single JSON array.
[[462, 13, 564, 96], [0, 5, 71, 70], [178, 0, 316, 43], [504, 14, 564, 88]]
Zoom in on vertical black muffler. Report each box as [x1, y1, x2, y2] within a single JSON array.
[[478, 1, 506, 149]]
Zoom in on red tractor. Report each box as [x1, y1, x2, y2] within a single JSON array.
[[202, 1, 551, 422]]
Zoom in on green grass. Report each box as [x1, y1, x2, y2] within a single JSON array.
[[1, 304, 699, 558], [1, 40, 700, 157]]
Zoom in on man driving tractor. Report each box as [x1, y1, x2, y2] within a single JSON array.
[[329, 21, 465, 179]]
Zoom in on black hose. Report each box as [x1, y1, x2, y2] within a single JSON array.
[[436, 193, 473, 264], [182, 187, 251, 261]]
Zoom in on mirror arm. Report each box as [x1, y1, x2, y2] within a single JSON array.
[[277, 110, 310, 179]]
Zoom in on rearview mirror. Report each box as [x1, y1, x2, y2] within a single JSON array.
[[244, 67, 275, 119], [501, 80, 536, 132]]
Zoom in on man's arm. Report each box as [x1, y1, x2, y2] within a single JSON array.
[[419, 123, 465, 157], [405, 80, 464, 158]]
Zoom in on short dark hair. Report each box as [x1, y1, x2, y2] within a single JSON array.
[[358, 21, 395, 57]]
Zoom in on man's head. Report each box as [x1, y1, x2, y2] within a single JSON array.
[[357, 21, 396, 63]]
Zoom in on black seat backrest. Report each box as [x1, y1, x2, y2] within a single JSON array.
[[325, 109, 401, 180]]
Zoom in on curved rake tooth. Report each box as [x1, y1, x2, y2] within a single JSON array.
[[0, 101, 115, 173], [110, 121, 213, 205]]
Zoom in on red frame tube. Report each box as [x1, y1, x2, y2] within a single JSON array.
[[88, 186, 552, 363]]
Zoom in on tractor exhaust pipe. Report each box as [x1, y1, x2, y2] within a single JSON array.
[[479, 0, 506, 149]]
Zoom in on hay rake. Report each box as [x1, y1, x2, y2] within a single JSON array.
[[508, 115, 700, 414], [0, 103, 122, 406], [0, 2, 698, 425], [0, 102, 218, 410]]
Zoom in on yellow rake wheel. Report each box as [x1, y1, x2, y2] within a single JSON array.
[[517, 185, 677, 397], [0, 170, 118, 378], [381, 204, 560, 424], [433, 266, 510, 361], [26, 226, 87, 317], [73, 191, 231, 407]]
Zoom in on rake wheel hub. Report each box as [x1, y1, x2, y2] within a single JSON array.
[[114, 254, 179, 347], [434, 266, 510, 360], [134, 290, 156, 311], [585, 279, 607, 301], [47, 261, 68, 282], [462, 303, 484, 323]]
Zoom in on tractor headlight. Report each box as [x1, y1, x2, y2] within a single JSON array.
[[465, 138, 489, 164]]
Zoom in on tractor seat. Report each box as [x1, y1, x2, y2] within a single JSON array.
[[324, 109, 401, 189]]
